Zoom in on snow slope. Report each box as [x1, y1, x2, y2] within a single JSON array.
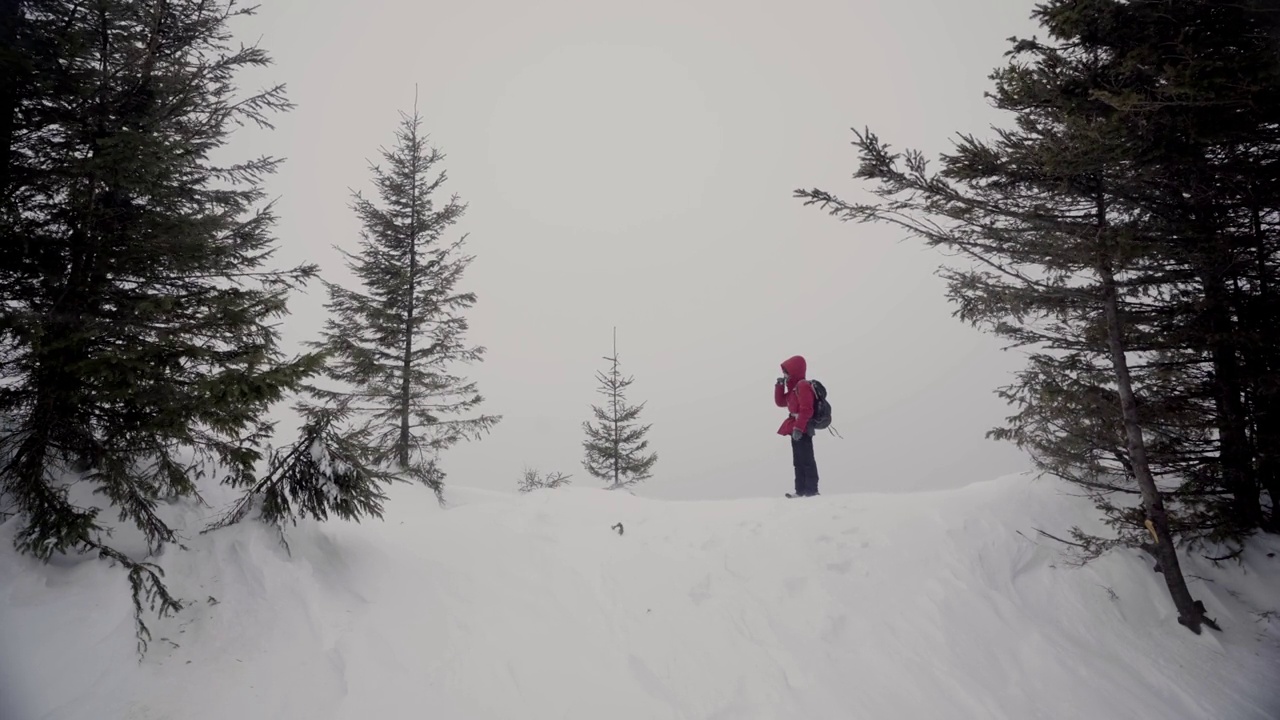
[[2, 473, 1278, 720]]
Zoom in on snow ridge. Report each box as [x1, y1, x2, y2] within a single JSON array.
[[2, 473, 1278, 720]]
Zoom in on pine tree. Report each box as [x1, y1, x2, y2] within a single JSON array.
[[1080, 0, 1280, 536], [792, 0, 1254, 633], [0, 0, 319, 652], [582, 329, 657, 490], [977, 0, 1280, 543], [310, 99, 499, 498]]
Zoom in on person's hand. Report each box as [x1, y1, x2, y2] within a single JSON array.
[[791, 429, 803, 441]]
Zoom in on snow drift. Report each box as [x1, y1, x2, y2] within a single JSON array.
[[2, 473, 1278, 720]]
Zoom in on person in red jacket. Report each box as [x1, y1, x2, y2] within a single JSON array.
[[775, 354, 819, 497]]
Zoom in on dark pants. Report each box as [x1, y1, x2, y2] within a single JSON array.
[[791, 433, 819, 496]]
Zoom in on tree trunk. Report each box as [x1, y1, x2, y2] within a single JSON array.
[[1249, 204, 1280, 532], [0, 0, 19, 194], [1257, 398, 1280, 533], [398, 118, 420, 469], [1094, 191, 1214, 633], [1201, 264, 1261, 530], [1100, 258, 1215, 634], [612, 333, 620, 488]]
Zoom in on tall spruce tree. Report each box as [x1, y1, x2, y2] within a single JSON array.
[[1078, 0, 1280, 536], [0, 0, 320, 651], [311, 101, 498, 497], [969, 0, 1280, 544], [792, 0, 1259, 633], [582, 329, 657, 490]]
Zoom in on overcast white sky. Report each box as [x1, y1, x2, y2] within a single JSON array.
[[235, 0, 1043, 500]]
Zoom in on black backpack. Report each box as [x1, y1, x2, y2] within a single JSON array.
[[808, 380, 832, 430]]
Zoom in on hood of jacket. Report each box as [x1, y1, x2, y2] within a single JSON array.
[[781, 355, 807, 382]]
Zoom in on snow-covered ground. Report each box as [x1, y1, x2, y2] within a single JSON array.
[[2, 473, 1278, 720]]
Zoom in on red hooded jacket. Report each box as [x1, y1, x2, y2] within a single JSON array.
[[775, 355, 815, 436]]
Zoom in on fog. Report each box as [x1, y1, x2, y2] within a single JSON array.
[[235, 0, 1043, 499]]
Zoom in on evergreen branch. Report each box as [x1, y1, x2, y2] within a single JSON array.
[[91, 541, 185, 658]]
